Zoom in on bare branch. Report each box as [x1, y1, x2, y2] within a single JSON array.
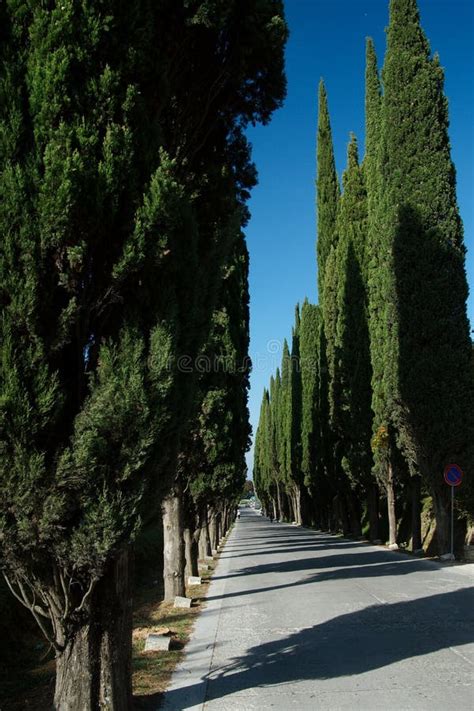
[[58, 567, 70, 621], [2, 572, 61, 652], [2, 571, 50, 618], [73, 577, 97, 614]]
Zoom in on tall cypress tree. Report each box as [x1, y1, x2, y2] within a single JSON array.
[[253, 390, 268, 509], [181, 232, 251, 585], [365, 35, 401, 547], [316, 80, 340, 301], [300, 300, 325, 525], [315, 80, 341, 530], [0, 2, 288, 704], [278, 339, 293, 519], [333, 135, 376, 537], [379, 0, 474, 550]]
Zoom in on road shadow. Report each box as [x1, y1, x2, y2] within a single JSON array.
[[160, 587, 474, 708]]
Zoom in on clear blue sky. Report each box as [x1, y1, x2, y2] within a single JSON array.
[[245, 0, 474, 473]]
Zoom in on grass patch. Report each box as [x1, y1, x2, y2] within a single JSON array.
[[132, 558, 217, 706], [0, 552, 221, 711]]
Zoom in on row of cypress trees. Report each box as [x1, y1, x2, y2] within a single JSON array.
[[254, 0, 474, 556], [0, 2, 287, 707]]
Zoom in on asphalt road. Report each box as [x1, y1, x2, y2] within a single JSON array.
[[162, 509, 474, 710]]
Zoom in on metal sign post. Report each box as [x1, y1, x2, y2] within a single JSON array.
[[450, 485, 454, 558], [443, 463, 463, 560]]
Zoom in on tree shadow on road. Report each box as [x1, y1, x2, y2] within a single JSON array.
[[160, 587, 474, 708], [212, 546, 435, 586]]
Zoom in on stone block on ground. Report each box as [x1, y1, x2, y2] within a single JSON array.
[[174, 596, 192, 609], [188, 576, 202, 586], [212, 549, 218, 556], [199, 563, 211, 571], [204, 556, 214, 562], [144, 633, 171, 652], [463, 545, 474, 562], [440, 553, 455, 561]]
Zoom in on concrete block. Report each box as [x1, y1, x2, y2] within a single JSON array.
[[463, 545, 474, 562], [204, 556, 214, 562], [187, 576, 202, 586], [440, 553, 455, 561], [388, 543, 399, 550], [212, 549, 218, 556], [144, 633, 171, 652], [199, 563, 211, 571], [174, 596, 192, 609]]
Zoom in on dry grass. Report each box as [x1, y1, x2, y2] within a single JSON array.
[[0, 553, 221, 711], [132, 559, 217, 707]]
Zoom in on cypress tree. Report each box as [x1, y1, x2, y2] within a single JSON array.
[[270, 369, 284, 519], [300, 300, 324, 525], [379, 0, 474, 550], [182, 232, 251, 584], [292, 306, 305, 522], [316, 80, 340, 301], [365, 35, 400, 547], [254, 388, 274, 516], [329, 134, 376, 537], [322, 243, 360, 537], [316, 79, 341, 530], [278, 339, 293, 519], [0, 2, 288, 704]]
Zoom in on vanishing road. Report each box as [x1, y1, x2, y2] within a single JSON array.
[[162, 509, 474, 710]]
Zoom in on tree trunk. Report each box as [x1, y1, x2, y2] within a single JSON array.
[[367, 483, 380, 541], [208, 506, 217, 551], [221, 504, 229, 538], [198, 506, 211, 559], [335, 494, 350, 535], [346, 492, 362, 537], [411, 475, 422, 552], [272, 498, 278, 521], [299, 486, 311, 526], [294, 486, 303, 525], [54, 549, 133, 710], [162, 484, 185, 600], [183, 527, 199, 578], [215, 510, 221, 548], [432, 488, 450, 556], [326, 503, 334, 532], [276, 482, 284, 521], [386, 461, 398, 548]]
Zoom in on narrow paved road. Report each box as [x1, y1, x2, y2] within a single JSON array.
[[162, 509, 474, 710]]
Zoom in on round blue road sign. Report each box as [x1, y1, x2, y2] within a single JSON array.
[[444, 463, 463, 487]]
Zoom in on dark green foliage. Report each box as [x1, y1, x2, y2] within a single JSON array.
[[299, 300, 322, 491], [0, 0, 287, 655], [289, 306, 303, 486], [316, 80, 340, 301], [327, 135, 373, 491], [185, 233, 252, 509], [278, 339, 291, 484], [378, 0, 474, 522], [364, 36, 394, 490], [253, 388, 272, 505]]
